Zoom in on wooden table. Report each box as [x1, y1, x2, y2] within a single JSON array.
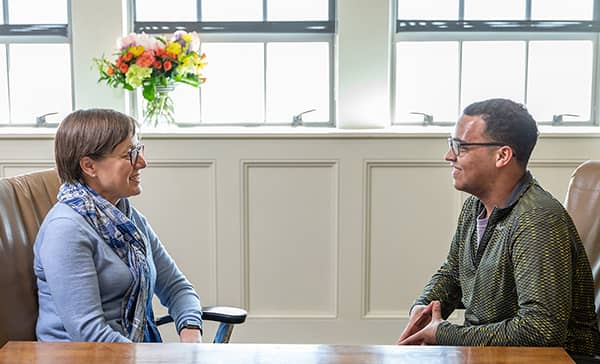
[[0, 341, 574, 363]]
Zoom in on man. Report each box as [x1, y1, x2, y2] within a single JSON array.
[[397, 98, 600, 357]]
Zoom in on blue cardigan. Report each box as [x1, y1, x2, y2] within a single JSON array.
[[34, 199, 202, 342]]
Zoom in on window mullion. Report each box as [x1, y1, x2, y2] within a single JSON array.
[[197, 0, 202, 21], [457, 40, 463, 118], [523, 40, 530, 108], [592, 33, 600, 125], [2, 0, 8, 24], [263, 41, 267, 124], [5, 44, 11, 124], [263, 0, 267, 21]]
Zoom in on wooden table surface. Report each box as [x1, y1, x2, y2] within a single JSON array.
[[0, 341, 574, 364]]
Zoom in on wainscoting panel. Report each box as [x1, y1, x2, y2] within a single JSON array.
[[1, 162, 55, 178], [242, 161, 339, 318], [1, 132, 599, 344], [130, 162, 218, 332], [363, 161, 460, 318]]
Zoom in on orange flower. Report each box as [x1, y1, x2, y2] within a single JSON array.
[[163, 60, 172, 71], [153, 60, 162, 69], [155, 48, 167, 57], [119, 63, 129, 73], [124, 52, 133, 62], [106, 67, 114, 76], [135, 51, 155, 68]]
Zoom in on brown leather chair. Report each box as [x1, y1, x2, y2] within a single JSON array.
[[0, 169, 61, 347], [0, 169, 245, 348], [565, 160, 600, 326]]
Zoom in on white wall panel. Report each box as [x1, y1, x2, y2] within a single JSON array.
[[242, 161, 338, 318], [130, 162, 217, 322], [363, 161, 460, 318], [1, 132, 599, 344]]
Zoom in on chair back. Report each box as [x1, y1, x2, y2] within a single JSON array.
[[565, 161, 600, 325], [0, 169, 60, 347]]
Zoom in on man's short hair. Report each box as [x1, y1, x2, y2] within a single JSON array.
[[463, 98, 538, 167], [55, 109, 138, 183]]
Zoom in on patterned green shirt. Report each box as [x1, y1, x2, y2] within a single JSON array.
[[415, 172, 600, 356]]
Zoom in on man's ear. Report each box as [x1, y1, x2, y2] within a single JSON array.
[[495, 146, 514, 168], [80, 156, 97, 178]]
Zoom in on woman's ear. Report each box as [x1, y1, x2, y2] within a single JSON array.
[[495, 146, 514, 168], [80, 156, 97, 178]]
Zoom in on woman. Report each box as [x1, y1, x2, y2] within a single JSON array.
[[34, 109, 202, 343]]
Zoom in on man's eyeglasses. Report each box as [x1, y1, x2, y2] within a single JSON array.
[[128, 144, 145, 165], [447, 137, 505, 157]]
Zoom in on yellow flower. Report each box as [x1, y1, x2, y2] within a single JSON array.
[[182, 33, 192, 43], [129, 45, 144, 57], [166, 42, 182, 56]]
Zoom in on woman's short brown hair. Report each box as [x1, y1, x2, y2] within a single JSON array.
[[55, 109, 139, 183]]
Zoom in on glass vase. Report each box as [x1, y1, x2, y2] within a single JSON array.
[[144, 83, 176, 127]]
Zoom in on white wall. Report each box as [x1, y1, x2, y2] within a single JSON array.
[[2, 131, 599, 343]]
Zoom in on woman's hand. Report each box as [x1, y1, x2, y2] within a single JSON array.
[[179, 328, 203, 343]]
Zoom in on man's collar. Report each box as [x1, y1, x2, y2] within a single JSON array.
[[501, 171, 534, 209]]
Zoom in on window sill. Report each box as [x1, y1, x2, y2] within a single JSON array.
[[0, 124, 599, 139]]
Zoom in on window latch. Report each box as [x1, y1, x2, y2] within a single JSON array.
[[410, 112, 434, 126], [552, 113, 579, 126], [35, 112, 59, 127], [292, 109, 316, 127]]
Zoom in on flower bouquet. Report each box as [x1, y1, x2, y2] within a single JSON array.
[[94, 31, 206, 126]]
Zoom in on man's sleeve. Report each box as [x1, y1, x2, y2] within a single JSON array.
[[436, 208, 572, 346], [414, 228, 463, 319]]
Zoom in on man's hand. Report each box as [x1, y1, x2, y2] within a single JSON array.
[[396, 304, 432, 344], [179, 328, 203, 343], [397, 301, 443, 345]]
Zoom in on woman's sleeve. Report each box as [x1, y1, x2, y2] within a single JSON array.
[[38, 217, 130, 342]]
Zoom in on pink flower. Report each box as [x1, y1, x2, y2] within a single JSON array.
[[135, 51, 155, 68]]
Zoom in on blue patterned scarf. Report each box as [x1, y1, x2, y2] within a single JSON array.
[[58, 182, 161, 342]]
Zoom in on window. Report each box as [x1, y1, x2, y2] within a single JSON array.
[[0, 0, 71, 125], [132, 0, 335, 126], [394, 0, 598, 126]]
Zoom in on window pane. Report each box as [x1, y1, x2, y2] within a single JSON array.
[[268, 0, 328, 21], [397, 0, 458, 20], [464, 0, 525, 20], [172, 86, 201, 124], [531, 0, 592, 20], [395, 42, 459, 123], [0, 46, 8, 123], [200, 43, 264, 123], [266, 42, 329, 123], [461, 41, 525, 110], [135, 0, 196, 21], [9, 44, 72, 124], [202, 0, 262, 21], [8, 0, 67, 24], [136, 85, 201, 124], [527, 41, 592, 122]]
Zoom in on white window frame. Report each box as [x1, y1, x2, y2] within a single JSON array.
[[393, 0, 600, 126], [130, 0, 336, 127], [0, 0, 72, 126]]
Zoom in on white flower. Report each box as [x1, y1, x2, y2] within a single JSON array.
[[117, 33, 138, 50], [136, 33, 161, 51]]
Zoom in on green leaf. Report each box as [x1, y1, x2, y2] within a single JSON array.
[[143, 84, 155, 101]]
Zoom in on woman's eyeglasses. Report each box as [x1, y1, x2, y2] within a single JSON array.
[[128, 144, 145, 165]]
